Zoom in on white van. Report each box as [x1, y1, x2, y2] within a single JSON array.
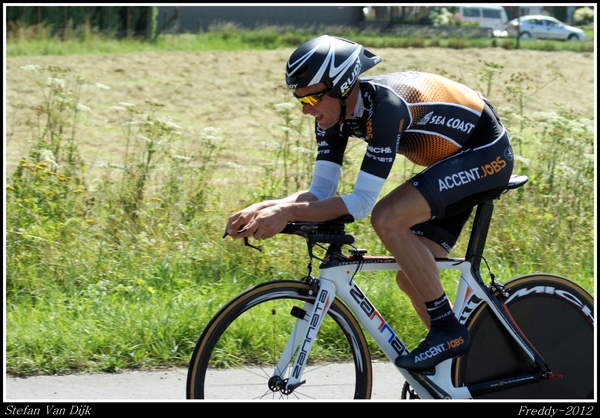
[[457, 6, 508, 30]]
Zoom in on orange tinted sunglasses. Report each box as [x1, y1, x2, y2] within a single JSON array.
[[293, 88, 330, 106]]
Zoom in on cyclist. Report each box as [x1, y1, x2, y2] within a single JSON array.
[[225, 35, 514, 372]]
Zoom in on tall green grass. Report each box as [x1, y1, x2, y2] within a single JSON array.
[[5, 46, 595, 376]]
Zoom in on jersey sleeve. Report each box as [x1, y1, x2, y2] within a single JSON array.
[[341, 96, 406, 220], [315, 124, 348, 165], [307, 124, 347, 200], [309, 94, 409, 221], [359, 91, 405, 179]]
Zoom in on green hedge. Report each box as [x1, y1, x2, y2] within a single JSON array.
[[5, 6, 157, 39]]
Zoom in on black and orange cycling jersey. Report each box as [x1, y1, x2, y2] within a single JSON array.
[[317, 71, 492, 174], [311, 71, 514, 250]]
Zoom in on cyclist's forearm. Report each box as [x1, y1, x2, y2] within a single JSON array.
[[281, 196, 349, 222], [276, 190, 318, 204], [253, 190, 318, 209], [226, 191, 318, 234]]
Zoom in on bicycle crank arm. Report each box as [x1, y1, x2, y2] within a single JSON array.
[[466, 370, 562, 397]]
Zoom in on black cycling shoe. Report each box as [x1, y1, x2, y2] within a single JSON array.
[[395, 324, 471, 372]]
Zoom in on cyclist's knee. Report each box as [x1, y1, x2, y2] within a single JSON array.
[[371, 212, 396, 239], [371, 201, 401, 229], [371, 210, 412, 240], [371, 188, 431, 238], [370, 208, 385, 233]]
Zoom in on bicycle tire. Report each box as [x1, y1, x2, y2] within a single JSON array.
[[453, 274, 594, 399], [187, 280, 373, 399]]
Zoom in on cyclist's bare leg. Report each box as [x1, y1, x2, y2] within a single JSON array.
[[396, 271, 429, 328], [371, 182, 442, 302], [372, 182, 470, 371], [396, 237, 449, 330]]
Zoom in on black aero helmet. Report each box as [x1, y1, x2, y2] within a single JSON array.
[[286, 35, 382, 99]]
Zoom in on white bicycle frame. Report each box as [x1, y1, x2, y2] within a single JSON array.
[[276, 255, 541, 399]]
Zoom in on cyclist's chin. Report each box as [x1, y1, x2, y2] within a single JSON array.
[[317, 117, 336, 130]]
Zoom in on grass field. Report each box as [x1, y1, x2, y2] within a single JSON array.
[[4, 32, 596, 376]]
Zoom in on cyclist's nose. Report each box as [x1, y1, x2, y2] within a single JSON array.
[[302, 103, 316, 115]]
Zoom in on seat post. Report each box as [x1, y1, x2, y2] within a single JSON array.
[[465, 198, 496, 273]]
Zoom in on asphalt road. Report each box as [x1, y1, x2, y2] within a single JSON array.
[[4, 361, 406, 401]]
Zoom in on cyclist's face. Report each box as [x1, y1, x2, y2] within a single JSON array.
[[294, 83, 340, 130]]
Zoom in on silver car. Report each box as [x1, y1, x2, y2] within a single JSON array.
[[506, 15, 586, 41]]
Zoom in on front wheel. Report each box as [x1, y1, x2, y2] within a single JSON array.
[[454, 274, 594, 399], [187, 280, 372, 399]]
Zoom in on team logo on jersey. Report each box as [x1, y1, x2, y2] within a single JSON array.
[[366, 120, 373, 140], [417, 111, 476, 134], [438, 156, 508, 191], [367, 145, 393, 154], [365, 144, 394, 163]]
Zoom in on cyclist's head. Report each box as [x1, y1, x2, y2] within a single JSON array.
[[285, 35, 381, 100]]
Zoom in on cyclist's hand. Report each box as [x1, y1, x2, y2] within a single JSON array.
[[225, 205, 287, 241], [245, 206, 288, 241], [224, 208, 256, 239]]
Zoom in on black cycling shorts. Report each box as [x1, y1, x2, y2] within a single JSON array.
[[409, 102, 514, 251]]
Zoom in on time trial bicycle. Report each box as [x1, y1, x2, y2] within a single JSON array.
[[186, 174, 594, 400]]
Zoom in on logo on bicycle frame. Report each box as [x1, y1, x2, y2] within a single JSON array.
[[291, 289, 331, 379], [458, 293, 485, 324], [349, 282, 407, 356]]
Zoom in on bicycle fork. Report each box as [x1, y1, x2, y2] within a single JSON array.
[[270, 279, 336, 394]]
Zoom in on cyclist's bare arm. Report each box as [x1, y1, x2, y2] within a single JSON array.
[[225, 191, 349, 240], [225, 190, 315, 236]]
